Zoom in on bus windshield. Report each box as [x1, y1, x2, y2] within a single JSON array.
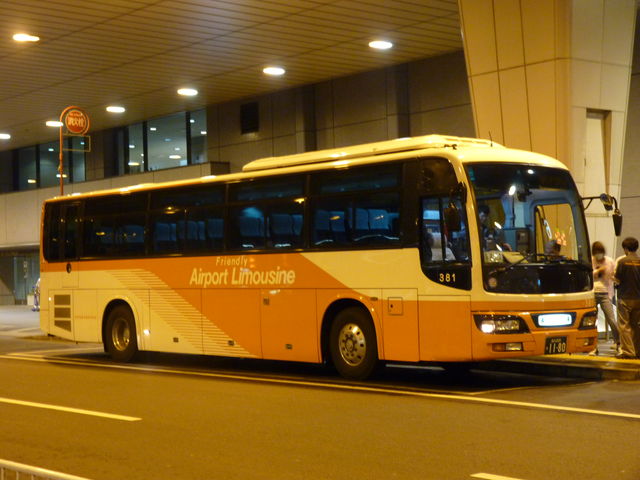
[[466, 163, 591, 294]]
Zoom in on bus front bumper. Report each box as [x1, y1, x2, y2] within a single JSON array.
[[471, 308, 598, 361]]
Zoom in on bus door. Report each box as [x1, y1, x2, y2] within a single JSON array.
[[60, 203, 80, 289], [417, 157, 473, 360], [47, 202, 80, 337]]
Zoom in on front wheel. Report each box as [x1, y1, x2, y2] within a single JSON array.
[[329, 307, 379, 380], [104, 305, 138, 362]]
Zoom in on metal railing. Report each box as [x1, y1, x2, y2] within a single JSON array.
[[0, 459, 91, 480]]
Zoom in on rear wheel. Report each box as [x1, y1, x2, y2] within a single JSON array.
[[329, 306, 379, 380], [104, 305, 138, 362]]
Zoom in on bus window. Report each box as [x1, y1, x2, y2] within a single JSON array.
[[420, 197, 471, 289], [312, 164, 400, 194], [230, 206, 266, 250], [230, 176, 304, 201], [151, 209, 182, 254]]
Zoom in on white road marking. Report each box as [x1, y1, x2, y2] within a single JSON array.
[[7, 346, 103, 357], [471, 474, 526, 480], [2, 352, 640, 421], [0, 396, 141, 422]]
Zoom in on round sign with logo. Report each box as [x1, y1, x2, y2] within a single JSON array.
[[64, 108, 90, 135]]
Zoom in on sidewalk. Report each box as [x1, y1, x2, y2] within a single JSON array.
[[0, 305, 44, 337], [0, 305, 638, 380]]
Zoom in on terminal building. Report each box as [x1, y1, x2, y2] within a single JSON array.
[[0, 0, 638, 304]]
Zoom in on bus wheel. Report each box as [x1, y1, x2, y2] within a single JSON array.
[[329, 307, 379, 380], [105, 305, 138, 362]]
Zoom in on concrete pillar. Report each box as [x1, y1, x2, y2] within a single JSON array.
[[459, 0, 636, 255]]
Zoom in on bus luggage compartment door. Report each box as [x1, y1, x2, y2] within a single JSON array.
[[260, 289, 318, 362]]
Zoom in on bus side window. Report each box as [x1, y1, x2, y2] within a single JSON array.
[[230, 206, 266, 250]]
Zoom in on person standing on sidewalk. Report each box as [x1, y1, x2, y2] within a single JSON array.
[[614, 237, 640, 359], [590, 241, 619, 355]]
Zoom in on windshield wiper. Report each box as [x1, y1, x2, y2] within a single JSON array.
[[493, 253, 588, 274]]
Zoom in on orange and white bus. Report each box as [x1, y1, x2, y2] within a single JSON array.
[[40, 135, 601, 379]]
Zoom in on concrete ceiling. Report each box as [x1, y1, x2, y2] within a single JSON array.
[[1, 0, 462, 151]]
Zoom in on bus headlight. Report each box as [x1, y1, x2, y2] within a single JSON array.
[[474, 315, 529, 334], [579, 310, 598, 329]]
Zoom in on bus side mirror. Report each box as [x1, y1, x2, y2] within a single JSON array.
[[444, 204, 461, 232], [613, 210, 623, 236], [599, 193, 614, 211], [598, 194, 622, 236]]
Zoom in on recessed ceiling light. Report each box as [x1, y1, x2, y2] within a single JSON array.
[[263, 66, 285, 76], [46, 121, 63, 127], [13, 33, 40, 42], [106, 106, 125, 113], [0, 133, 10, 140], [169, 155, 182, 159], [177, 88, 198, 96], [369, 40, 393, 50]]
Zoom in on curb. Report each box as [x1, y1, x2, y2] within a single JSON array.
[[480, 357, 640, 381]]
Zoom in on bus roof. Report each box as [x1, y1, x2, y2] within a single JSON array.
[[242, 134, 502, 172], [45, 135, 567, 202]]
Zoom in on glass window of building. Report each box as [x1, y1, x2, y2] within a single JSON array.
[[148, 112, 188, 171], [39, 142, 59, 188], [67, 136, 86, 183], [127, 123, 145, 174], [190, 109, 207, 165], [17, 146, 37, 190]]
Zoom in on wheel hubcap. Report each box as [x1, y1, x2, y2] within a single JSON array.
[[111, 317, 130, 352], [338, 323, 366, 366]]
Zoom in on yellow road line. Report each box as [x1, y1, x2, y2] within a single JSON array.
[[471, 473, 525, 480], [0, 396, 141, 422]]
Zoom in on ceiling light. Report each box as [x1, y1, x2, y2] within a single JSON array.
[[200, 131, 207, 135], [106, 106, 125, 113], [0, 133, 10, 140], [13, 33, 40, 42], [46, 121, 63, 127], [263, 66, 285, 76], [27, 179, 37, 184], [369, 40, 393, 50], [190, 119, 195, 123], [128, 162, 140, 167], [48, 148, 54, 152], [150, 127, 157, 132], [177, 88, 198, 96], [169, 155, 181, 159]]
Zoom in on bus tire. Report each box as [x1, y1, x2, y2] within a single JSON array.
[[329, 306, 379, 380], [104, 304, 138, 362]]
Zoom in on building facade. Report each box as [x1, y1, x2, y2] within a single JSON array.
[[0, 1, 638, 304]]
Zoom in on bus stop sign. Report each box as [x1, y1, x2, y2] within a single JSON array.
[[64, 108, 90, 135]]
